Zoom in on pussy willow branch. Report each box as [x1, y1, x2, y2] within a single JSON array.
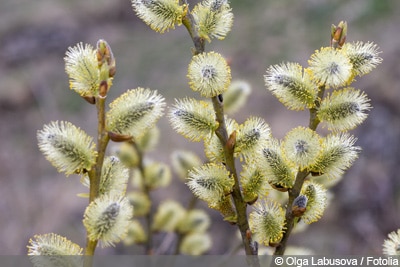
[[181, 2, 259, 265], [84, 95, 110, 265], [211, 96, 257, 257], [274, 85, 326, 255]]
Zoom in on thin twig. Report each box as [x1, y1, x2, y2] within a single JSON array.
[[180, 4, 259, 266], [274, 85, 326, 255], [84, 95, 110, 265]]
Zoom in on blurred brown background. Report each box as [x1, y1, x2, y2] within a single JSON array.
[[1, 0, 399, 255]]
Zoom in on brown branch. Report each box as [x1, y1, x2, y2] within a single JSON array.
[[180, 4, 259, 266], [84, 94, 110, 265], [274, 85, 326, 255]]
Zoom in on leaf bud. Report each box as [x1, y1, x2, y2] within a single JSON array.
[[331, 21, 347, 49], [96, 39, 116, 78]]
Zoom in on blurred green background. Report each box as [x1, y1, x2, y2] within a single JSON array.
[[1, 0, 399, 255]]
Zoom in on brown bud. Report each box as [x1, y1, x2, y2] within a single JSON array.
[[245, 194, 258, 205], [269, 241, 280, 247], [96, 39, 114, 65], [108, 65, 116, 78], [226, 130, 236, 151], [99, 80, 109, 98], [108, 131, 133, 142], [269, 182, 289, 192], [96, 39, 116, 77], [310, 171, 324, 177], [292, 195, 308, 217], [245, 229, 252, 240], [82, 95, 96, 105], [331, 21, 347, 49]]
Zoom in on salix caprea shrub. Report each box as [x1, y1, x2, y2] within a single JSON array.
[[132, 0, 382, 257], [27, 0, 384, 265], [27, 37, 212, 264]]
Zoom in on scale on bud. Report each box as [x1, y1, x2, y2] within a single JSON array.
[[331, 21, 347, 48]]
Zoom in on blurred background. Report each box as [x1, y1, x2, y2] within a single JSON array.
[[1, 0, 399, 255]]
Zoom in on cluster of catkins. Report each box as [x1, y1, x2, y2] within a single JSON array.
[[28, 36, 212, 260], [27, 0, 386, 260], [132, 0, 382, 248]]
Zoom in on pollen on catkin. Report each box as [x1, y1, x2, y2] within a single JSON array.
[[259, 138, 296, 189], [187, 51, 231, 97], [192, 0, 233, 42], [249, 200, 286, 245], [187, 163, 233, 205], [282, 127, 322, 170], [64, 42, 100, 97], [27, 233, 83, 255], [240, 163, 269, 204], [308, 47, 353, 88], [37, 121, 97, 176], [264, 62, 317, 110], [106, 88, 165, 138], [81, 156, 129, 197], [204, 117, 238, 162], [83, 195, 133, 247], [131, 0, 187, 33], [209, 195, 237, 223], [300, 181, 327, 224], [317, 87, 371, 131], [310, 133, 360, 180], [169, 98, 219, 142], [342, 41, 382, 77], [236, 117, 271, 161], [382, 229, 400, 255]]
